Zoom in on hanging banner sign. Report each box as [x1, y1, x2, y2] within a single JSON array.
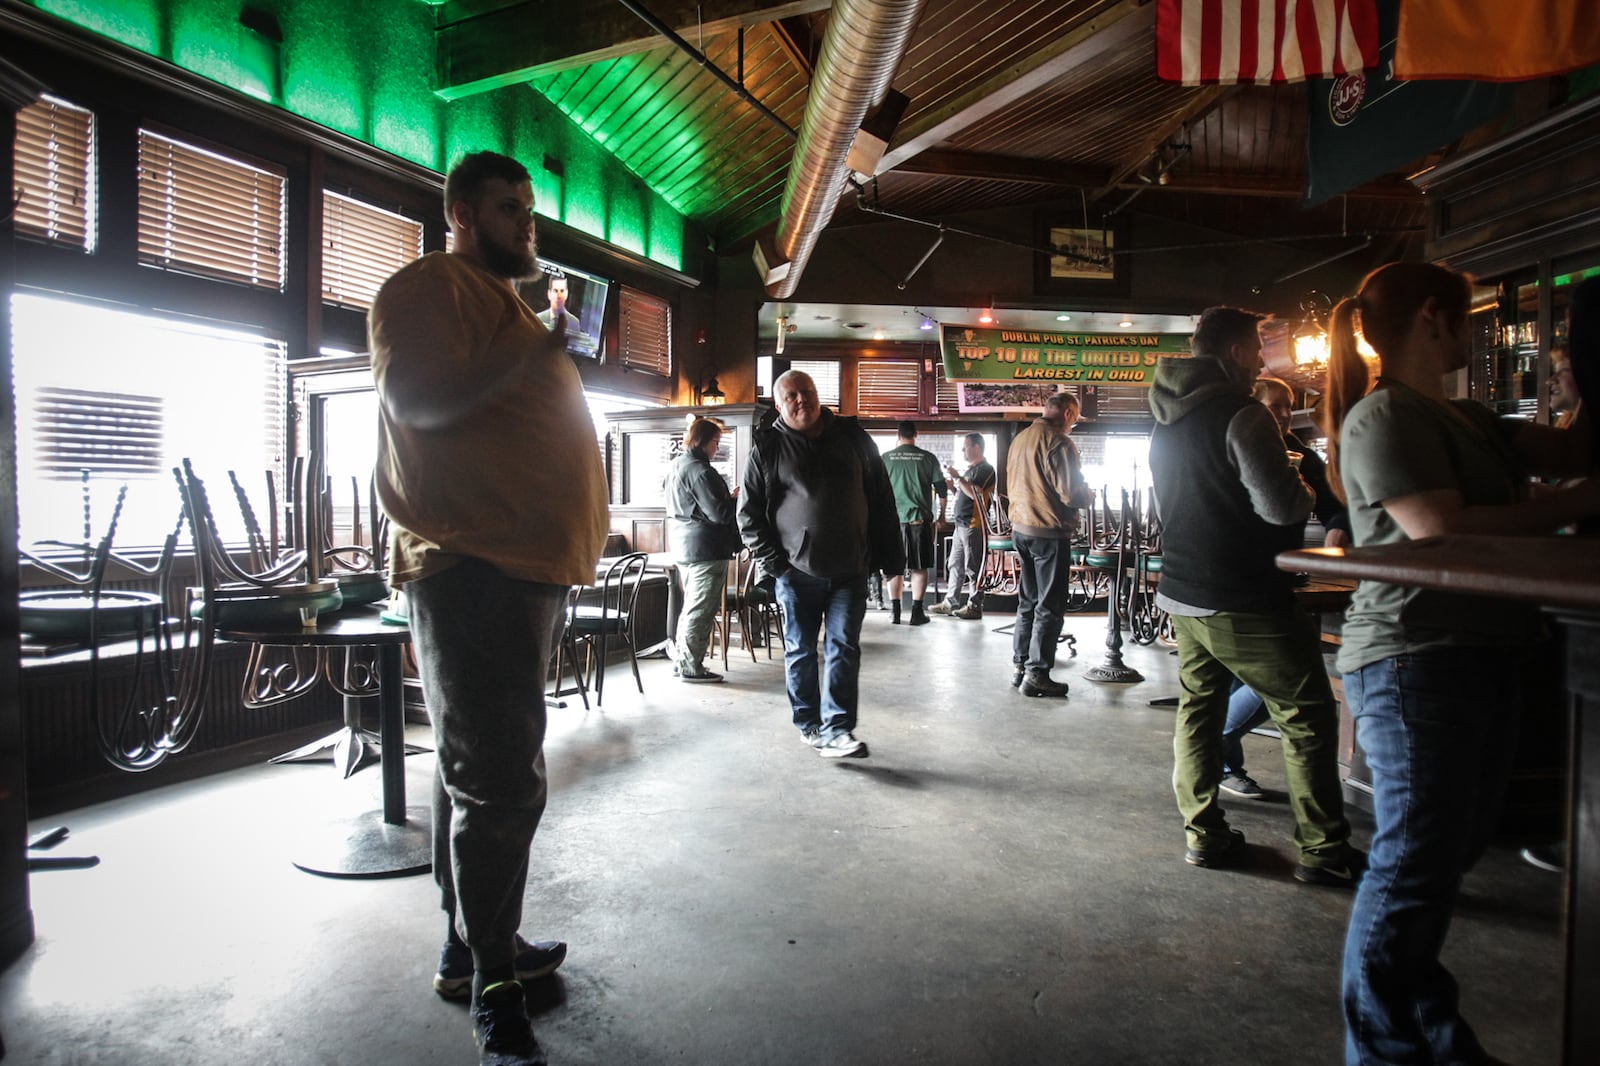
[[939, 324, 1192, 387]]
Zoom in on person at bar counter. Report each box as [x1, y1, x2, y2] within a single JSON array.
[[739, 369, 904, 759], [1005, 390, 1093, 698], [1320, 262, 1600, 1066], [372, 150, 608, 1066], [1218, 375, 1351, 800], [667, 417, 738, 683], [1147, 307, 1358, 884]]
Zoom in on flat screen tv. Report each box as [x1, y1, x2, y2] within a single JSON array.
[[516, 257, 610, 361]]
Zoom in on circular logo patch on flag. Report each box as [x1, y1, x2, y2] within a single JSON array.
[[1329, 73, 1366, 126]]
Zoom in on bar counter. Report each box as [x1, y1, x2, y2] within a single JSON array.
[[1279, 535, 1598, 1066]]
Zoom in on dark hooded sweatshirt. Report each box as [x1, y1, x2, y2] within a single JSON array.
[[1147, 355, 1313, 613]]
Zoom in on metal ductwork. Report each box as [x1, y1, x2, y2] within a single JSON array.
[[760, 0, 922, 299]]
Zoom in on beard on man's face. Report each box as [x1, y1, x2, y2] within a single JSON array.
[[479, 231, 537, 280]]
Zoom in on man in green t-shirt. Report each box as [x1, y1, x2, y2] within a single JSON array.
[[881, 421, 948, 625]]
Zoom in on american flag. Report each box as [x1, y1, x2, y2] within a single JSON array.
[[1156, 0, 1379, 86]]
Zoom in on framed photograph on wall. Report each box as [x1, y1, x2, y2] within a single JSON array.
[[957, 381, 1076, 414], [1034, 213, 1128, 296]]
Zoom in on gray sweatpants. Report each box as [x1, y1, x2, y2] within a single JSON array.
[[406, 558, 568, 974]]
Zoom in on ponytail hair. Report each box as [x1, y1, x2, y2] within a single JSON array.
[[1319, 260, 1472, 501], [1321, 297, 1366, 501]]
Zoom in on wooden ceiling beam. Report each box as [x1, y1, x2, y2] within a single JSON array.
[[433, 0, 831, 101], [763, 17, 815, 80], [875, 0, 1152, 176], [1116, 172, 1422, 201], [893, 149, 1110, 188], [1092, 85, 1235, 203]]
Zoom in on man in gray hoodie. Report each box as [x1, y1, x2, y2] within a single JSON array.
[[1147, 307, 1357, 886], [739, 370, 904, 759]]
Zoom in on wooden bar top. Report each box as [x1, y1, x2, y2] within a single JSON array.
[[1279, 535, 1600, 611]]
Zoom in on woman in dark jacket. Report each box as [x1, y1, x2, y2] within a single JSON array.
[[667, 418, 738, 681]]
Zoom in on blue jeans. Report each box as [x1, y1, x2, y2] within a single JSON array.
[[1341, 649, 1518, 1066], [1012, 533, 1070, 675], [774, 569, 868, 740], [1222, 680, 1270, 777]]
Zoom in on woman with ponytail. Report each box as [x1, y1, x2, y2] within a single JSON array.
[[1325, 261, 1600, 1066]]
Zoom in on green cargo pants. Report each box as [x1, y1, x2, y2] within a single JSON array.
[[1171, 607, 1350, 867]]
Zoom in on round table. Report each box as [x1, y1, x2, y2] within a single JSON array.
[[218, 605, 430, 878]]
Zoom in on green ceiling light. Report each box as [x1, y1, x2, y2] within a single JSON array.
[[285, 79, 366, 139], [234, 7, 284, 106], [648, 209, 683, 272], [372, 113, 439, 171], [562, 152, 608, 238], [37, 0, 159, 52], [608, 195, 646, 257], [443, 108, 503, 173]]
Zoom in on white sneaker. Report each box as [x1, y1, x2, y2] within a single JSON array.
[[926, 602, 956, 615], [816, 731, 868, 759]]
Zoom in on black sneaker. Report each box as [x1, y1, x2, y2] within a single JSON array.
[[1219, 774, 1265, 800], [1011, 668, 1024, 689], [891, 604, 902, 624], [909, 606, 930, 626], [435, 936, 567, 1000], [472, 981, 547, 1066], [679, 665, 724, 683], [1020, 673, 1069, 698], [1185, 827, 1247, 868], [1294, 849, 1367, 888]]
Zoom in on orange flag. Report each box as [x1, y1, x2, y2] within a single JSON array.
[[1395, 0, 1600, 81]]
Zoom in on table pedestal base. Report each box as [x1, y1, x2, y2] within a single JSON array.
[[291, 805, 432, 879], [270, 726, 430, 779]]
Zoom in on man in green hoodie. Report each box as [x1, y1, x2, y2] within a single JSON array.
[[1146, 307, 1357, 886]]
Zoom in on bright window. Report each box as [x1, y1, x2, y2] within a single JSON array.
[[11, 291, 285, 550]]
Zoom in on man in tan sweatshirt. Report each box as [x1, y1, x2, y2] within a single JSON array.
[[372, 150, 607, 1066]]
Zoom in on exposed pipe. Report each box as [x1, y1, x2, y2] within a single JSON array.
[[615, 0, 797, 140], [852, 179, 1108, 268], [898, 225, 944, 290], [764, 0, 923, 299]]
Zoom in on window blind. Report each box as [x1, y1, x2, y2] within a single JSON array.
[[618, 286, 671, 376], [857, 360, 922, 417], [785, 360, 841, 408], [934, 363, 960, 414], [14, 95, 94, 251], [30, 387, 163, 480], [321, 190, 423, 310], [137, 129, 285, 291]]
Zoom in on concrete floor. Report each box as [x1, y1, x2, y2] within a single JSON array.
[[0, 608, 1565, 1065]]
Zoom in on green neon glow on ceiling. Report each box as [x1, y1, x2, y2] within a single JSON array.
[[35, 0, 685, 272], [1554, 266, 1600, 287]]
